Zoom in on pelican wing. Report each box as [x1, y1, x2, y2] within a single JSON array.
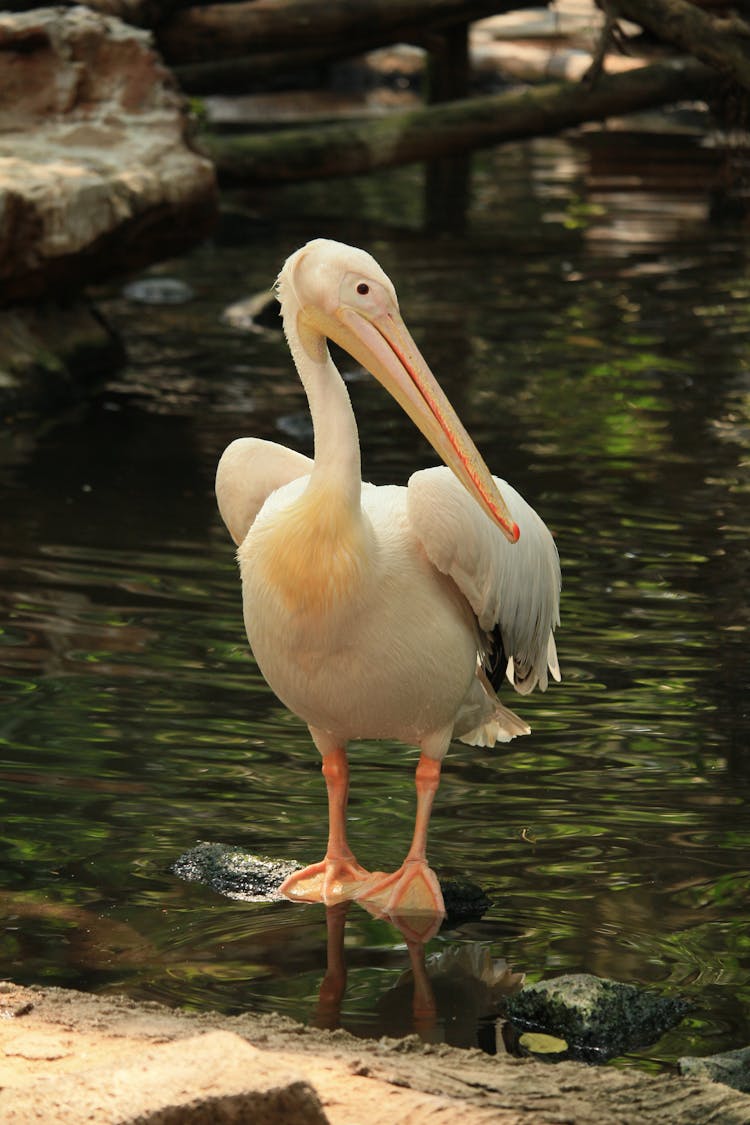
[[216, 437, 313, 546], [407, 466, 561, 694]]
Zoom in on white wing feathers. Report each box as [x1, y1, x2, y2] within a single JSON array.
[[407, 466, 561, 695], [215, 437, 313, 546]]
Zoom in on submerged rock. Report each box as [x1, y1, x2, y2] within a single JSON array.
[[505, 972, 689, 1062], [679, 1045, 750, 1093], [122, 277, 196, 305], [0, 303, 125, 413]]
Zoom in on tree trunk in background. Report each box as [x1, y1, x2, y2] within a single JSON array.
[[202, 58, 715, 184], [424, 21, 471, 231]]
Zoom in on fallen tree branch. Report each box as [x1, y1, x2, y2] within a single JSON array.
[[200, 58, 715, 184], [613, 0, 750, 92]]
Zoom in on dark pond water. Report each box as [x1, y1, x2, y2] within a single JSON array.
[[2, 134, 749, 1070]]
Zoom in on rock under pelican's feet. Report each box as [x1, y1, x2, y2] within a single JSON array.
[[279, 856, 375, 905], [355, 859, 445, 917]]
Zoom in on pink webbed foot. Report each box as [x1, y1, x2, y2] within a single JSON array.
[[356, 859, 445, 918], [280, 854, 373, 906]]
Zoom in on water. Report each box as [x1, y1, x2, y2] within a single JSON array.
[[1, 134, 749, 1067]]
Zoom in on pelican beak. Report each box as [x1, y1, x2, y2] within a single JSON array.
[[327, 304, 520, 543]]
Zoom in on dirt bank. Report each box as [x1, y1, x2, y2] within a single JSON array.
[[0, 982, 748, 1123]]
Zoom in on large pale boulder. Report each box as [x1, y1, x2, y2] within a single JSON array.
[[0, 5, 217, 303]]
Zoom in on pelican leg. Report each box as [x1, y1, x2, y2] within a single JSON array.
[[280, 743, 372, 905], [357, 753, 446, 917]]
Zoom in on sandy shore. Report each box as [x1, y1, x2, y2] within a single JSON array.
[[0, 981, 748, 1122]]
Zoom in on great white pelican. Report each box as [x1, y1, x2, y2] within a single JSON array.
[[216, 238, 561, 919]]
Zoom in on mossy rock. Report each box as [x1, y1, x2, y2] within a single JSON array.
[[506, 973, 689, 1062]]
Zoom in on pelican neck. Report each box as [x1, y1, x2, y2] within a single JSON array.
[[285, 315, 362, 510]]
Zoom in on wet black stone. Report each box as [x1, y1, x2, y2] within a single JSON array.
[[439, 879, 491, 925], [173, 842, 302, 902], [505, 973, 689, 1063]]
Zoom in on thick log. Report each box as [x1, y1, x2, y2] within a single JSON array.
[[158, 0, 530, 65], [614, 0, 750, 92], [201, 58, 715, 184]]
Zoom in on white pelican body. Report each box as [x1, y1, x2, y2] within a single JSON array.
[[216, 239, 561, 918], [243, 478, 477, 749]]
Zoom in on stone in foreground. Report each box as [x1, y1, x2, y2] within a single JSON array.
[[0, 1029, 329, 1124], [679, 1045, 750, 1093], [506, 972, 689, 1062]]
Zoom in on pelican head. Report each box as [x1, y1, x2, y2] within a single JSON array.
[[278, 238, 519, 543]]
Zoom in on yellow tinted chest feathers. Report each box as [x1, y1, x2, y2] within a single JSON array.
[[240, 485, 372, 618]]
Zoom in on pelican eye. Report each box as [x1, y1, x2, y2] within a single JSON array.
[[356, 282, 370, 296]]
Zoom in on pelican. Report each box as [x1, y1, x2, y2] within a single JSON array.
[[216, 239, 560, 918]]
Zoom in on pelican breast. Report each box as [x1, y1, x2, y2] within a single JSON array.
[[237, 480, 478, 743]]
